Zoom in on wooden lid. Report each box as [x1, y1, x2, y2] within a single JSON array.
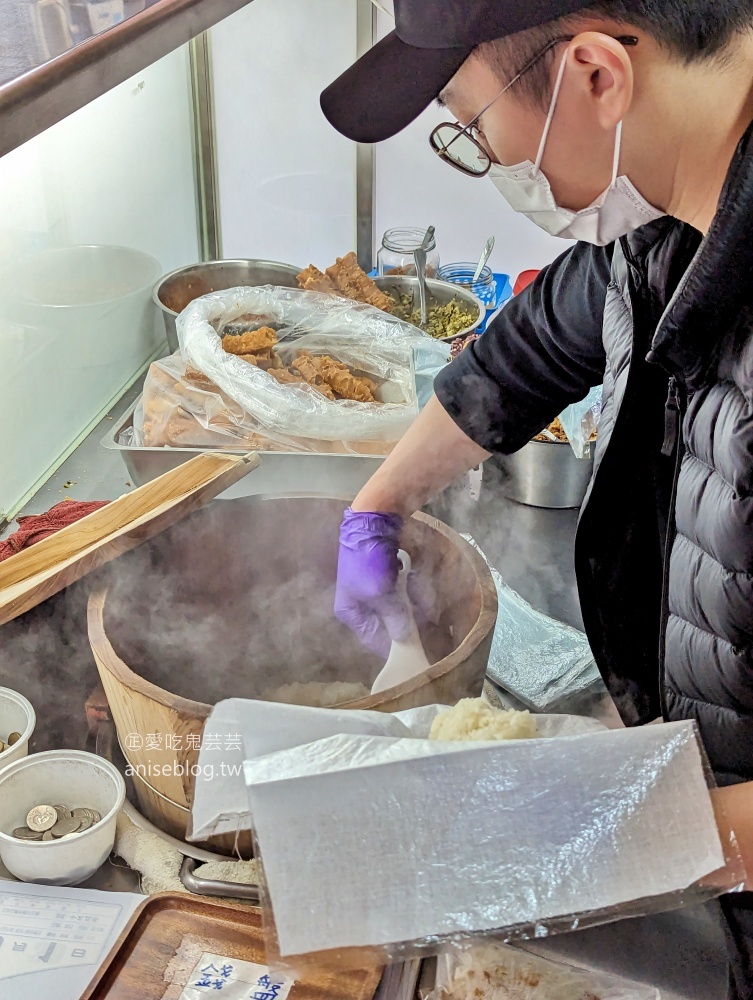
[[0, 452, 259, 626]]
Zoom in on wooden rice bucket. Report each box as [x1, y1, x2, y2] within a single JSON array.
[[87, 495, 498, 854]]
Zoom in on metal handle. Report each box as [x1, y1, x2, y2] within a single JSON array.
[[472, 236, 495, 283], [179, 856, 261, 902], [415, 248, 428, 326]]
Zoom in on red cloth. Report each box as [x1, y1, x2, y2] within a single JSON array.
[[0, 500, 110, 562]]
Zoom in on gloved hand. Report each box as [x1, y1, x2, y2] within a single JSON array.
[[334, 508, 411, 658]]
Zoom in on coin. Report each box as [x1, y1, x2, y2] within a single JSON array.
[[41, 831, 54, 841], [75, 816, 93, 832], [12, 827, 42, 841], [53, 805, 71, 821], [72, 807, 99, 823], [27, 805, 57, 832], [0, 742, 5, 753], [7, 732, 21, 746], [51, 817, 81, 838]]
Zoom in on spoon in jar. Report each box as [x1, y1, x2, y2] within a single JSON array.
[[414, 225, 435, 327], [472, 236, 495, 283]]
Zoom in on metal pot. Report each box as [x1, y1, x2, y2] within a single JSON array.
[[153, 259, 302, 353], [373, 274, 484, 341], [493, 439, 594, 509]]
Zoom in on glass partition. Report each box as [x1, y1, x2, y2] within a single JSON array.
[[0, 44, 199, 521]]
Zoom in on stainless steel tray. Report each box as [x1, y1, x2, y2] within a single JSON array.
[[101, 399, 384, 499]]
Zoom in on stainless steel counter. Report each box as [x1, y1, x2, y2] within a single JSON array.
[[0, 0, 252, 158], [0, 424, 730, 998]]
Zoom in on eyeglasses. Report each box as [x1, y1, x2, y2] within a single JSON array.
[[429, 34, 638, 178]]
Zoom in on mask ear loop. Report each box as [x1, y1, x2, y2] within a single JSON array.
[[533, 51, 569, 175], [611, 120, 623, 184]]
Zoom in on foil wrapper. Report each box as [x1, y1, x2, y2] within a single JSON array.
[[464, 536, 601, 711]]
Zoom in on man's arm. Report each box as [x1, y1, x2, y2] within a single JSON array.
[[352, 395, 490, 515], [340, 241, 612, 650], [713, 784, 753, 889], [353, 240, 612, 516]]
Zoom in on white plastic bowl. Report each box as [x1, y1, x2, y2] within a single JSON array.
[[0, 687, 36, 768], [0, 750, 125, 885]]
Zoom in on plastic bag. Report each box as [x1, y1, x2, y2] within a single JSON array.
[[237, 717, 744, 975], [427, 943, 659, 1000], [174, 285, 449, 451], [189, 700, 608, 843], [127, 353, 396, 455], [463, 536, 601, 711], [559, 386, 602, 459]]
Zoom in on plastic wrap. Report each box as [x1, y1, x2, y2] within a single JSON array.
[[188, 700, 606, 844], [464, 536, 601, 710], [243, 720, 744, 975], [559, 386, 602, 459], [166, 285, 449, 451], [427, 943, 659, 1000], [125, 354, 397, 455]]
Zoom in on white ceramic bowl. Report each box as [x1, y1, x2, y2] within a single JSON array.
[[0, 687, 36, 767], [0, 750, 125, 885]]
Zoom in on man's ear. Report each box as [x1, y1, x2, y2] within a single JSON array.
[[566, 31, 634, 129]]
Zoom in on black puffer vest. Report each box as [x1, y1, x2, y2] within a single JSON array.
[[575, 127, 753, 784]]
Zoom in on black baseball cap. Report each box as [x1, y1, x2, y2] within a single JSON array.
[[321, 0, 609, 143]]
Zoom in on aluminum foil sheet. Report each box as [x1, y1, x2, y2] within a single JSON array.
[[464, 536, 600, 711]]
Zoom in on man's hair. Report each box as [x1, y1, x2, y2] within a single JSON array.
[[477, 0, 753, 108]]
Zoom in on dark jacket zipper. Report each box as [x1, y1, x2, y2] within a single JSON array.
[[658, 375, 686, 719]]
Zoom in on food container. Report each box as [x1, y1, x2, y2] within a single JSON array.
[[3, 244, 162, 368], [102, 400, 385, 497], [374, 274, 483, 341], [154, 259, 302, 354], [493, 439, 594, 509], [0, 687, 36, 767], [87, 494, 497, 852], [436, 262, 498, 309], [377, 226, 440, 276], [0, 750, 125, 885]]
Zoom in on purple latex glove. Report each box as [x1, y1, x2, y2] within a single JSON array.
[[334, 509, 411, 658]]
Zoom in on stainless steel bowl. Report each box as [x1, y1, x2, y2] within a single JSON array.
[[153, 259, 302, 353], [492, 439, 595, 509], [373, 274, 484, 342]]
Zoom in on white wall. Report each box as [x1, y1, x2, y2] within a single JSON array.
[[210, 0, 567, 279], [0, 46, 199, 520], [211, 0, 358, 269], [374, 8, 570, 279]]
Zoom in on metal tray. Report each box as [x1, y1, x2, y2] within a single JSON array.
[[101, 400, 384, 499]]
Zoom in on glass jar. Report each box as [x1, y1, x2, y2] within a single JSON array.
[[437, 262, 498, 309], [377, 227, 440, 277]]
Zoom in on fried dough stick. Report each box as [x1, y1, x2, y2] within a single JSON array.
[[309, 354, 380, 396], [306, 354, 376, 402], [268, 367, 332, 399], [325, 252, 395, 313], [290, 354, 337, 400], [222, 326, 277, 355]]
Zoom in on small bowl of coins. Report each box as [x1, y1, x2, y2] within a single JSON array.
[[0, 686, 36, 768], [0, 749, 125, 885]]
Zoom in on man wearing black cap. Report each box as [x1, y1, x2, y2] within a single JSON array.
[[323, 1, 753, 995]]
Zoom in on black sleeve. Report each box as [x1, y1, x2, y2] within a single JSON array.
[[434, 241, 612, 454]]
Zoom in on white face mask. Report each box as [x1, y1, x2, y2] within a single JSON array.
[[488, 54, 665, 245]]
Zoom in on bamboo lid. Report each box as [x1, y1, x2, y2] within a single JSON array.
[[0, 452, 259, 626]]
